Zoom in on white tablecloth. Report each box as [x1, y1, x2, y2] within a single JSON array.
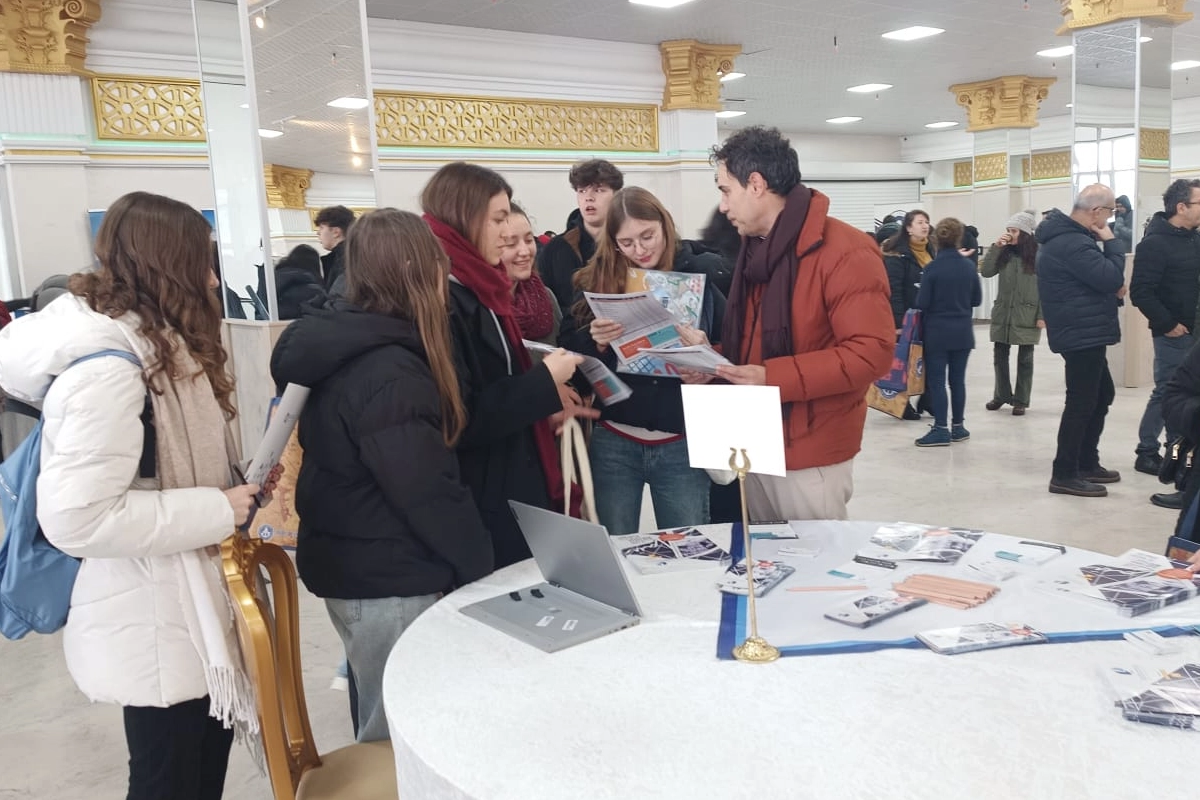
[[382, 521, 1200, 800]]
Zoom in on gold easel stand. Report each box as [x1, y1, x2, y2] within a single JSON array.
[[729, 447, 780, 663]]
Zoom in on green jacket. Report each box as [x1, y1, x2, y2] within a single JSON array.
[[980, 245, 1042, 346]]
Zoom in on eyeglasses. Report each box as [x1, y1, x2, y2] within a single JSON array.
[[1095, 206, 1115, 212]]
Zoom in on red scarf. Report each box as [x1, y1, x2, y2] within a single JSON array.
[[423, 214, 568, 512], [511, 271, 555, 340]]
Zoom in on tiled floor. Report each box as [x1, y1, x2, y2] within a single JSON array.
[[0, 335, 1183, 798]]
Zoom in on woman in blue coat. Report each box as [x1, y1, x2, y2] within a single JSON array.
[[914, 217, 983, 447]]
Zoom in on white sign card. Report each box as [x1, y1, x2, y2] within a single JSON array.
[[680, 384, 787, 477]]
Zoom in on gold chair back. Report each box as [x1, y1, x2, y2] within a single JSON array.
[[222, 535, 322, 800]]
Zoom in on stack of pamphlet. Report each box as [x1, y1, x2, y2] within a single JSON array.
[[916, 622, 1047, 655], [1105, 663, 1200, 730], [1078, 551, 1200, 618]]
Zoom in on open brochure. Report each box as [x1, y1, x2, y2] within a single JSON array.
[[523, 340, 632, 406], [856, 522, 984, 564], [619, 528, 730, 575], [584, 278, 706, 378], [626, 267, 706, 326], [636, 344, 730, 375]]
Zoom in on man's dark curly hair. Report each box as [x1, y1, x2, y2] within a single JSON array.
[[709, 126, 801, 196]]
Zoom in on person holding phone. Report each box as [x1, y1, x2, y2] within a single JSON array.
[[980, 210, 1043, 416]]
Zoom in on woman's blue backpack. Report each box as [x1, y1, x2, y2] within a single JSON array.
[[0, 349, 143, 639]]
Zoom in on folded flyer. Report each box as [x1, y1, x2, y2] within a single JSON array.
[[916, 622, 1047, 655], [619, 528, 729, 574], [523, 339, 632, 406], [858, 522, 984, 564]]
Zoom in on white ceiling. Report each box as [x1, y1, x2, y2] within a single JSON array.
[[365, 0, 1200, 137]]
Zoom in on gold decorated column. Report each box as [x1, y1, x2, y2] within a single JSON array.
[[949, 75, 1056, 133], [659, 39, 741, 111], [1058, 0, 1190, 32], [0, 0, 102, 75], [263, 165, 313, 210]]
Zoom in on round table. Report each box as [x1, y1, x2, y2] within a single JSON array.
[[382, 521, 1191, 800]]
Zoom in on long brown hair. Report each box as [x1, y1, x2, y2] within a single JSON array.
[[70, 191, 235, 416], [419, 162, 512, 254], [1003, 230, 1039, 274], [571, 186, 680, 324], [345, 209, 466, 446]]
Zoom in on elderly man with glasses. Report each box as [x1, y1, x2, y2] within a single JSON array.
[[1036, 184, 1128, 497]]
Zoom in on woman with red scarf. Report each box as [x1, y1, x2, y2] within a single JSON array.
[[502, 203, 561, 353], [422, 163, 596, 568]]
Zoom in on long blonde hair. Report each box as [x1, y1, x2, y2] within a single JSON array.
[[345, 209, 466, 446], [571, 186, 680, 324]]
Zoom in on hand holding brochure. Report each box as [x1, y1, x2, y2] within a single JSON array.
[[583, 290, 696, 378], [523, 340, 631, 405], [636, 344, 730, 374]]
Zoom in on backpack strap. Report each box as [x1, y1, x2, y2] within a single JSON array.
[[65, 350, 156, 479]]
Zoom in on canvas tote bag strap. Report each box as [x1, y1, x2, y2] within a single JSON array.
[[560, 416, 598, 523]]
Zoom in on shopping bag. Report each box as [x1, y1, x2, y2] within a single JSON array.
[[560, 416, 598, 523], [876, 309, 923, 393], [906, 342, 925, 396], [866, 384, 911, 419], [249, 403, 304, 549]]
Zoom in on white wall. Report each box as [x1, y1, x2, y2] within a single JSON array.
[[85, 166, 215, 211], [6, 163, 95, 293]]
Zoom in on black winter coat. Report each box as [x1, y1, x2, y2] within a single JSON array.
[[1161, 339, 1200, 542], [559, 246, 726, 434], [1035, 210, 1126, 354], [256, 264, 329, 320], [269, 304, 494, 600], [882, 242, 927, 328], [1129, 212, 1200, 337], [537, 210, 596, 315], [321, 241, 346, 292], [450, 280, 563, 569]]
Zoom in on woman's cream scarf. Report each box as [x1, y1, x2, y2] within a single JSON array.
[[123, 321, 259, 739]]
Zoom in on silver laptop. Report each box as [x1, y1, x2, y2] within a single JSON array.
[[459, 501, 643, 652]]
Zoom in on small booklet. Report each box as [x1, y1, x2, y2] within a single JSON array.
[[619, 528, 730, 574], [916, 622, 1047, 655], [717, 559, 795, 597], [858, 522, 984, 565], [824, 591, 928, 629], [523, 340, 632, 406]]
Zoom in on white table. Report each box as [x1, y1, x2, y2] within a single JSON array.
[[382, 521, 1199, 800]]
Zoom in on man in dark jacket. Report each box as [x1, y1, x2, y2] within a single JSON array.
[[1036, 184, 1127, 497], [1129, 178, 1200, 509], [536, 159, 623, 313], [315, 205, 355, 290]]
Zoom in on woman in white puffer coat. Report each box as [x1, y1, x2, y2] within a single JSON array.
[[0, 192, 267, 800]]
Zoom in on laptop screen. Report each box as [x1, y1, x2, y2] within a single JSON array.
[[508, 502, 643, 617]]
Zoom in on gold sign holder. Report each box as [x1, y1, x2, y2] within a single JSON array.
[[729, 447, 780, 663]]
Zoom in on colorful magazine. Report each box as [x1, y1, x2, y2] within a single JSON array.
[[858, 522, 984, 564], [916, 622, 1047, 655], [626, 267, 706, 326], [620, 528, 729, 574]]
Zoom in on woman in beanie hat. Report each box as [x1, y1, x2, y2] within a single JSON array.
[[980, 209, 1043, 415]]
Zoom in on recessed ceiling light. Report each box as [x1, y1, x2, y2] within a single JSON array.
[[1139, 36, 1153, 43], [715, 110, 747, 118], [719, 72, 746, 82], [238, 103, 249, 109], [352, 155, 363, 167], [925, 121, 958, 129], [1037, 45, 1074, 57], [881, 26, 944, 41], [1172, 60, 1200, 70], [327, 96, 370, 110], [628, 0, 696, 7], [826, 116, 863, 124], [847, 83, 893, 93], [258, 129, 283, 138], [1066, 103, 1074, 108]]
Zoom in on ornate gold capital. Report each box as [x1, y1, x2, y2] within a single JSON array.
[[949, 75, 1055, 132], [0, 0, 101, 76], [1059, 0, 1191, 32], [659, 39, 741, 111], [264, 164, 313, 210]]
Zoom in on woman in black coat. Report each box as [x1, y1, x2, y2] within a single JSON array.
[[1161, 339, 1200, 543], [421, 163, 597, 568], [270, 209, 493, 742], [882, 209, 935, 420]]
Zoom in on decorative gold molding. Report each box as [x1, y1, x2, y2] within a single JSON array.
[[1058, 0, 1191, 33], [3, 148, 84, 156], [659, 39, 742, 111], [0, 0, 101, 76], [1140, 127, 1170, 161], [949, 75, 1056, 132], [974, 152, 1008, 183], [264, 164, 313, 210], [953, 161, 973, 187], [307, 207, 375, 227], [373, 91, 658, 152], [1022, 150, 1072, 182], [91, 74, 206, 141]]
